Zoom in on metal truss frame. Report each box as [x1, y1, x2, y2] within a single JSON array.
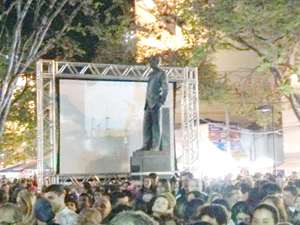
[[36, 60, 199, 190]]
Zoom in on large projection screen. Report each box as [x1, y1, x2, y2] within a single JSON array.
[[58, 79, 174, 174]]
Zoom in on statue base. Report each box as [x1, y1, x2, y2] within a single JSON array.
[[130, 150, 172, 173]]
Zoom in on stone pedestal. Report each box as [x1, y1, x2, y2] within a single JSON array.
[[131, 151, 172, 173], [130, 108, 174, 173]]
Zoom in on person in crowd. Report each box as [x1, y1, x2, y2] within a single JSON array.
[[294, 194, 300, 223], [16, 189, 36, 225], [156, 179, 171, 196], [149, 173, 159, 187], [82, 182, 94, 197], [212, 198, 231, 223], [66, 199, 78, 213], [238, 183, 251, 202], [109, 210, 159, 225], [251, 204, 279, 225], [133, 176, 156, 214], [294, 180, 300, 193], [93, 196, 112, 224], [199, 204, 228, 225], [0, 202, 22, 224], [169, 176, 179, 197], [93, 189, 103, 204], [34, 198, 57, 225], [175, 172, 194, 219], [2, 183, 11, 202], [183, 198, 205, 224], [104, 191, 132, 223], [188, 179, 202, 192], [292, 172, 300, 181], [161, 192, 176, 216], [283, 185, 299, 222], [75, 208, 102, 225], [151, 195, 176, 225], [222, 185, 243, 209], [176, 172, 194, 199], [0, 189, 6, 204], [258, 182, 282, 201], [44, 184, 78, 225], [78, 193, 92, 213], [231, 201, 252, 225], [261, 195, 288, 223], [187, 191, 207, 202]]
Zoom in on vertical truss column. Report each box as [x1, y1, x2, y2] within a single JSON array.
[[36, 60, 57, 191], [181, 67, 200, 172]]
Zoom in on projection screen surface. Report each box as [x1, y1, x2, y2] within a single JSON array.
[[59, 79, 174, 174]]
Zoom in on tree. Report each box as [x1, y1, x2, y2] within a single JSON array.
[[0, 0, 138, 164], [177, 0, 300, 123], [0, 0, 97, 138]]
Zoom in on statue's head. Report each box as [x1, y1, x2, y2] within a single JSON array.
[[149, 55, 162, 68]]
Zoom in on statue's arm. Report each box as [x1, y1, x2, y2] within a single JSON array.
[[160, 71, 169, 105]]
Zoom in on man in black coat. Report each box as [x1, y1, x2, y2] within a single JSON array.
[[137, 55, 168, 151]]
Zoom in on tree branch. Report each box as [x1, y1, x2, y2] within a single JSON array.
[[232, 34, 264, 57]]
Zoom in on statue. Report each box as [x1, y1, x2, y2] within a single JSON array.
[[137, 55, 169, 151]]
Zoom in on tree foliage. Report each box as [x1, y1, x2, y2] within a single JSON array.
[[177, 0, 300, 124], [0, 0, 137, 165]]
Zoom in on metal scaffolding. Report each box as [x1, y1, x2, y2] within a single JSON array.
[[36, 60, 199, 189]]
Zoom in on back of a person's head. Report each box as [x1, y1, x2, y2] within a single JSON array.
[[0, 202, 22, 222], [149, 173, 158, 180], [78, 208, 102, 225], [259, 182, 282, 200], [283, 185, 299, 196], [184, 198, 206, 219], [34, 198, 55, 223], [109, 210, 159, 225], [44, 184, 65, 195], [181, 172, 194, 179], [199, 204, 228, 225], [211, 198, 230, 213], [221, 185, 240, 199], [192, 222, 214, 225], [239, 183, 251, 194], [110, 192, 128, 207]]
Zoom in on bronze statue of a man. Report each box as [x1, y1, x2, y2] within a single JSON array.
[[137, 55, 169, 151]]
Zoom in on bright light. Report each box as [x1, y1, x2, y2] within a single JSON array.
[[255, 157, 274, 167], [237, 158, 251, 168]]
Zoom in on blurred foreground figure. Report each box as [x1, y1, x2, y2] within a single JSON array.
[[0, 203, 22, 225]]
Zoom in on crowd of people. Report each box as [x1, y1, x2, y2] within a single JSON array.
[[1, 171, 300, 225]]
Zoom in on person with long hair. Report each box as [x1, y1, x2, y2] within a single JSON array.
[[16, 189, 36, 225], [156, 179, 171, 196], [133, 176, 156, 214], [261, 195, 288, 223]]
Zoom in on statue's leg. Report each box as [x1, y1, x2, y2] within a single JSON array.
[[141, 109, 152, 150], [151, 107, 162, 151]]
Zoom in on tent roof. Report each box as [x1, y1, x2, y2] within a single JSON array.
[[277, 162, 300, 169], [16, 155, 51, 170], [0, 163, 25, 173]]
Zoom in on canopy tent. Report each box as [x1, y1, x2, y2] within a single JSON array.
[[176, 131, 239, 177], [0, 155, 51, 173], [15, 155, 51, 170], [197, 133, 239, 177], [0, 163, 25, 173]]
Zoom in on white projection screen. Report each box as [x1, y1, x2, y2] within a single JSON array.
[[58, 79, 174, 174]]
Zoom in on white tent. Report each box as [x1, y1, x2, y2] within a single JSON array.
[[176, 131, 239, 178]]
